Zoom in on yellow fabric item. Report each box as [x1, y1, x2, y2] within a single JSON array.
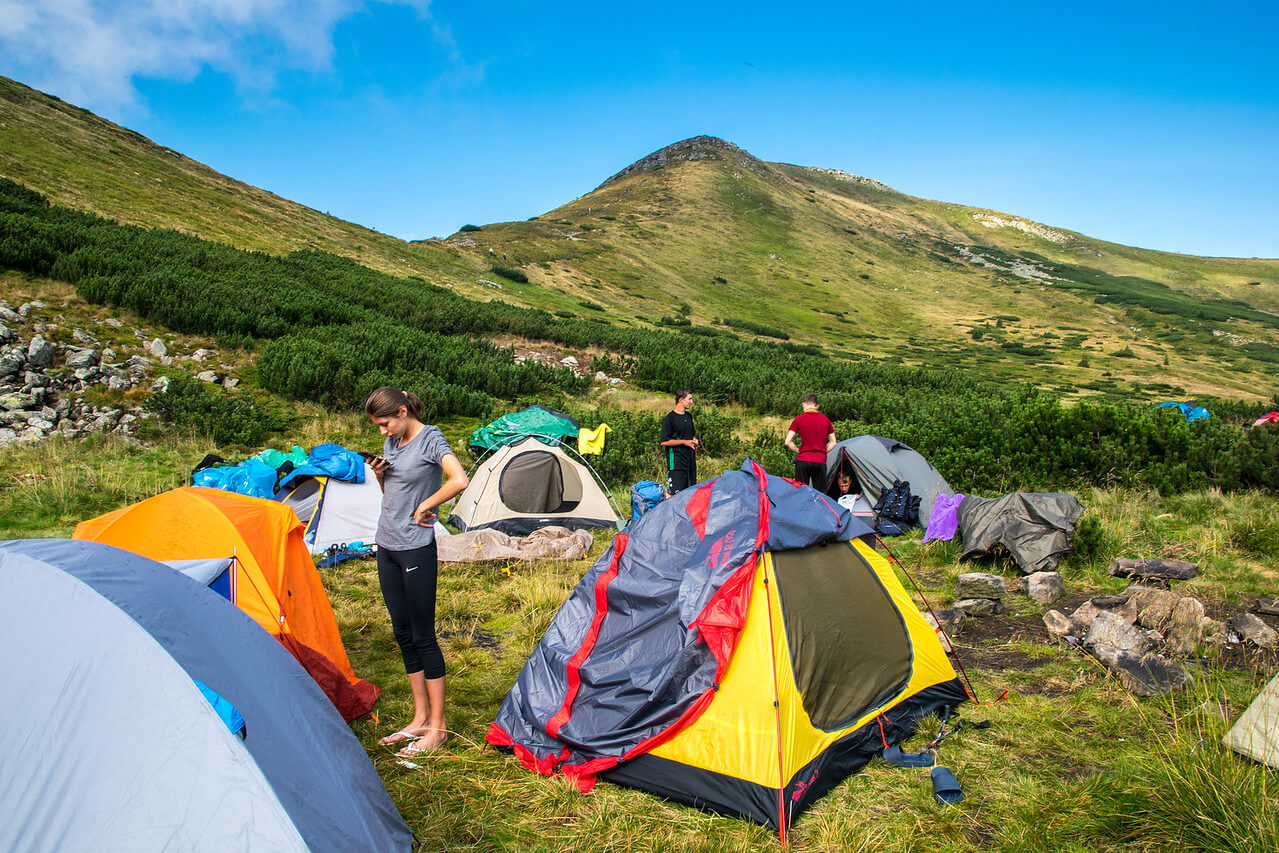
[[73, 487, 362, 684], [577, 424, 611, 455], [650, 539, 958, 789]]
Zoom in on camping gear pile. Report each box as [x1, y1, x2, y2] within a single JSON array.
[[488, 460, 967, 839], [0, 539, 410, 851], [438, 526, 594, 563]]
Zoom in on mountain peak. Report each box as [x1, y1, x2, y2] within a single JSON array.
[[599, 136, 768, 188]]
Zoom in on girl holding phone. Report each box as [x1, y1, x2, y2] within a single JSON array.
[[365, 386, 469, 755]]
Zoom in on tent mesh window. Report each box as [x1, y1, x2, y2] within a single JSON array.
[[498, 451, 580, 514], [772, 542, 914, 730]]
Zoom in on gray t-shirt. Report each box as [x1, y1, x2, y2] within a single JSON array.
[[376, 425, 456, 551]]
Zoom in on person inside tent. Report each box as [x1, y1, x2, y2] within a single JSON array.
[[365, 386, 469, 756], [833, 471, 862, 511]]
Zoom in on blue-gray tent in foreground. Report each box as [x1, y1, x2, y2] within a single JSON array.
[[0, 539, 411, 853]]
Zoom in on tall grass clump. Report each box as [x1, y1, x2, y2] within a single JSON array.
[[1092, 678, 1279, 852]]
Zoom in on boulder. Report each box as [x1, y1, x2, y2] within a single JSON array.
[[222, 377, 240, 389], [925, 607, 965, 637], [1228, 613, 1279, 650], [72, 329, 97, 345], [1043, 609, 1077, 642], [64, 347, 99, 368], [1254, 598, 1279, 617], [24, 371, 50, 388], [0, 322, 12, 342], [1108, 558, 1197, 582], [196, 370, 219, 383], [1090, 594, 1130, 610], [952, 598, 1004, 617], [26, 335, 55, 368], [1084, 610, 1156, 656], [148, 338, 168, 357], [1123, 588, 1181, 629], [1165, 596, 1207, 655], [1071, 600, 1102, 631], [191, 348, 215, 362], [955, 573, 1008, 599], [0, 304, 22, 323], [0, 391, 37, 411], [150, 376, 170, 393], [1025, 571, 1065, 605], [106, 375, 132, 391], [1090, 646, 1191, 696], [0, 353, 22, 377]]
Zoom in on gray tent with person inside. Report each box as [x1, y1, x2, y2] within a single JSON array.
[[824, 435, 954, 528]]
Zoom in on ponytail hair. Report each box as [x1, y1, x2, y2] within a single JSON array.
[[364, 386, 422, 420]]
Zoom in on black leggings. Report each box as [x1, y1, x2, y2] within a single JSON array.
[[377, 542, 445, 679]]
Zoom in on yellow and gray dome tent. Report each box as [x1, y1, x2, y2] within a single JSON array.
[[449, 435, 623, 536], [488, 461, 966, 841]]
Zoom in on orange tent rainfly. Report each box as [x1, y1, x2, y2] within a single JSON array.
[[74, 487, 379, 721]]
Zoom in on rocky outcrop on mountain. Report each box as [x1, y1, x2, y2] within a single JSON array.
[[598, 136, 771, 188], [0, 299, 232, 446]]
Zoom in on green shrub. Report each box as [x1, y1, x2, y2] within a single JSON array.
[[491, 266, 528, 283], [145, 373, 286, 446], [458, 224, 482, 232]]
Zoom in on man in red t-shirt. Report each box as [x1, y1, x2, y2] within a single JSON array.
[[785, 393, 836, 489]]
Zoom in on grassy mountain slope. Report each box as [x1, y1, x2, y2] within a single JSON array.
[[451, 137, 1279, 400], [4, 75, 1277, 401], [0, 76, 479, 286]]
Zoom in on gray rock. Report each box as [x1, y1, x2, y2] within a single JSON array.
[[25, 416, 53, 431], [0, 391, 37, 411], [99, 318, 123, 327], [222, 377, 240, 389], [1124, 588, 1181, 629], [101, 347, 116, 362], [1085, 610, 1156, 656], [1091, 594, 1130, 609], [1108, 558, 1197, 582], [1043, 609, 1077, 642], [0, 322, 12, 342], [72, 329, 97, 345], [23, 370, 50, 388], [72, 367, 99, 381], [26, 335, 55, 368], [1254, 598, 1279, 617], [0, 305, 22, 323], [925, 607, 965, 636], [0, 411, 26, 427], [1026, 571, 1066, 605], [106, 375, 132, 391], [150, 376, 171, 393], [64, 347, 99, 368], [191, 348, 215, 362], [148, 338, 168, 357], [955, 573, 1008, 599], [196, 370, 219, 383], [1165, 596, 1207, 655], [0, 427, 17, 445], [0, 353, 22, 378], [1091, 646, 1192, 696], [40, 406, 56, 421], [1071, 600, 1102, 631], [952, 597, 1004, 617], [1228, 613, 1279, 649]]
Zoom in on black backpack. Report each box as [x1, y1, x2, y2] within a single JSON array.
[[873, 479, 920, 534]]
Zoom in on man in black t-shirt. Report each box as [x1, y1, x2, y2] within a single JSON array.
[[659, 388, 698, 494]]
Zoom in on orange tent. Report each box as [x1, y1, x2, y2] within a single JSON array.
[[74, 487, 379, 721]]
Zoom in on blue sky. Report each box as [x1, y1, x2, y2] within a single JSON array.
[[2, 1, 1276, 257]]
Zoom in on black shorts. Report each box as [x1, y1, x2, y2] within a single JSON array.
[[794, 459, 828, 490], [668, 466, 696, 494]]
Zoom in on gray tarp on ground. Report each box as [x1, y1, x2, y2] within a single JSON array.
[[825, 436, 954, 528], [957, 492, 1083, 574]]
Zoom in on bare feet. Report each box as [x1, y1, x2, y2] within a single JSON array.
[[379, 724, 430, 745], [395, 728, 448, 757]]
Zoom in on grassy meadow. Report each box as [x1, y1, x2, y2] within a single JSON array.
[[4, 423, 1278, 852]]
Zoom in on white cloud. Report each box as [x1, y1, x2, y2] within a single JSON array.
[[0, 0, 433, 108]]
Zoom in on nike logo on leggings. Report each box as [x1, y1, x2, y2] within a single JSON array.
[[405, 566, 418, 573]]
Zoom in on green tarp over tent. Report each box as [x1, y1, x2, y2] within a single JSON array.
[[468, 405, 580, 453]]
